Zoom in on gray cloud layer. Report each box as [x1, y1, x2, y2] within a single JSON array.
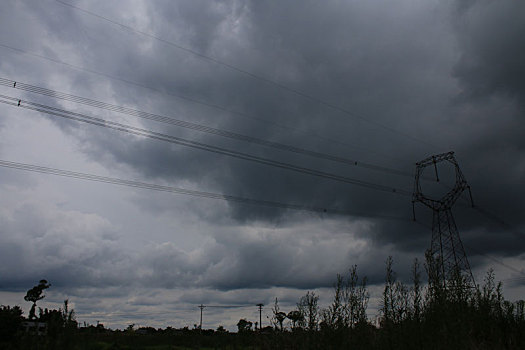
[[0, 0, 524, 328]]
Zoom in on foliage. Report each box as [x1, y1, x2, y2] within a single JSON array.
[[2, 261, 524, 349], [236, 318, 252, 333], [270, 297, 287, 331], [286, 310, 303, 330], [24, 279, 51, 320], [0, 305, 24, 347], [297, 291, 319, 331], [321, 264, 369, 331]]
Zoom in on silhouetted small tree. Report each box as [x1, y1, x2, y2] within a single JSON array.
[[237, 318, 252, 333], [321, 265, 369, 333], [287, 310, 303, 330], [345, 265, 369, 327], [24, 280, 51, 320], [411, 258, 422, 322], [297, 291, 319, 331], [271, 297, 287, 331], [380, 256, 396, 326], [322, 274, 345, 330]]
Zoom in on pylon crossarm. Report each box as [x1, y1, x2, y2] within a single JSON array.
[[416, 151, 455, 168]]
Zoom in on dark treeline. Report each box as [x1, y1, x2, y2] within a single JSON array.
[[1, 254, 524, 349], [263, 255, 525, 349]]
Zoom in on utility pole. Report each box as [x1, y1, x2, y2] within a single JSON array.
[[256, 303, 264, 331], [413, 151, 475, 288], [198, 304, 205, 331]]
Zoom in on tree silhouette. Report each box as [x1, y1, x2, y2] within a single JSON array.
[[321, 265, 369, 331], [271, 297, 287, 331], [276, 312, 287, 331], [287, 310, 303, 330], [237, 318, 252, 333], [24, 279, 51, 320], [297, 291, 319, 331]]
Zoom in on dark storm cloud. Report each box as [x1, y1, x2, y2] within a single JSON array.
[[1, 0, 524, 301], [453, 0, 525, 108], [446, 0, 525, 258], [49, 0, 448, 222], [23, 1, 522, 257]]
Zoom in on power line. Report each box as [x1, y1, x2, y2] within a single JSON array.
[[0, 158, 410, 222], [0, 43, 407, 163], [55, 0, 437, 150], [0, 77, 414, 179], [472, 205, 525, 239], [471, 205, 525, 241], [200, 305, 254, 309], [0, 94, 412, 196], [453, 191, 525, 241]]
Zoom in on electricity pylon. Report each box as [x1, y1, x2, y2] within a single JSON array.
[[413, 151, 475, 288]]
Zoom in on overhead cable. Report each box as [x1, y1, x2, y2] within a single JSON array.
[[0, 77, 414, 178], [0, 94, 412, 196], [199, 305, 254, 309], [0, 158, 410, 222], [454, 191, 525, 241]]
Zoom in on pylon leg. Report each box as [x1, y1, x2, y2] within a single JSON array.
[[430, 209, 475, 288]]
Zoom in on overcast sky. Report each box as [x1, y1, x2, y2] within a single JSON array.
[[0, 0, 524, 330]]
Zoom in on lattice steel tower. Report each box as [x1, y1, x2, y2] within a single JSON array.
[[413, 151, 475, 288]]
